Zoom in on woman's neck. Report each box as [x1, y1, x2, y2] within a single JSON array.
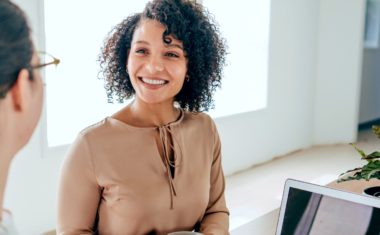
[[0, 143, 15, 221], [0, 107, 20, 220], [113, 97, 180, 127]]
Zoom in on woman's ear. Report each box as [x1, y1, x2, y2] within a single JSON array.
[[9, 69, 30, 112]]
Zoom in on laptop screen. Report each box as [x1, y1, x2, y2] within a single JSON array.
[[281, 187, 380, 235]]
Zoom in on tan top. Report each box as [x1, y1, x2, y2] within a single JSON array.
[[56, 110, 230, 235]]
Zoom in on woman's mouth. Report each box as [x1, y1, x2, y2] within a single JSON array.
[[138, 77, 168, 90], [139, 77, 168, 85]]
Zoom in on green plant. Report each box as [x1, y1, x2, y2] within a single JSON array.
[[338, 125, 380, 183]]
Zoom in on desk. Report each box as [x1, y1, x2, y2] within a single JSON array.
[[230, 174, 380, 235]]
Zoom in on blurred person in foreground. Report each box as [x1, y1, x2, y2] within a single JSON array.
[[0, 0, 59, 234], [56, 0, 229, 234]]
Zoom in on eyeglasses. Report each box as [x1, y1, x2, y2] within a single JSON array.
[[0, 51, 60, 98]]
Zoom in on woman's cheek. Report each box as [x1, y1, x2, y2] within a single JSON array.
[[168, 62, 187, 82]]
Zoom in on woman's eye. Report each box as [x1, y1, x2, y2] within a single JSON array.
[[136, 49, 147, 54], [166, 53, 179, 58]]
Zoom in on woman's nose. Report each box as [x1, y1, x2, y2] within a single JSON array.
[[145, 54, 164, 74]]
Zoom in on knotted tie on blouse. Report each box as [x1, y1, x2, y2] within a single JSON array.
[[158, 125, 183, 210]]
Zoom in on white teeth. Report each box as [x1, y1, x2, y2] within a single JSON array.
[[141, 78, 165, 85]]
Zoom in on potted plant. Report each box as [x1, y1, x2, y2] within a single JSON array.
[[338, 125, 380, 197], [337, 126, 380, 197]]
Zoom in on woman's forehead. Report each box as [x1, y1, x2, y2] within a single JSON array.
[[132, 19, 183, 47]]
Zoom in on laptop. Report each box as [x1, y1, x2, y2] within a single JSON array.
[[276, 179, 380, 235]]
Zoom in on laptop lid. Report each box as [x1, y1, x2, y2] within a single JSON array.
[[276, 179, 380, 235]]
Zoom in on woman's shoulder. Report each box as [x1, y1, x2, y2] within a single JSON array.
[[78, 118, 108, 136], [77, 117, 128, 140], [68, 117, 131, 157], [181, 110, 217, 132]]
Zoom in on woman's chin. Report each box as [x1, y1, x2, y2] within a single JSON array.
[[134, 88, 178, 106], [138, 96, 168, 105]]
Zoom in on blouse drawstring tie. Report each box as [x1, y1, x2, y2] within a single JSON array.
[[158, 125, 183, 210]]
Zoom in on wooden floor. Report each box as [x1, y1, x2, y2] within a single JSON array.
[[224, 127, 379, 231]]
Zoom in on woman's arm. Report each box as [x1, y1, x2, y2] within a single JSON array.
[[197, 120, 230, 235], [56, 132, 102, 235]]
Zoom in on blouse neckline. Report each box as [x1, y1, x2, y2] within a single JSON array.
[[106, 108, 185, 209], [107, 108, 184, 130]]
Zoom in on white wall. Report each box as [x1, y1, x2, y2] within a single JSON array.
[[3, 0, 366, 234], [216, 0, 321, 175], [313, 0, 366, 144], [359, 49, 380, 123], [216, 0, 366, 174]]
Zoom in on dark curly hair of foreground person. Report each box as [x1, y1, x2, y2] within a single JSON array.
[[98, 0, 227, 112]]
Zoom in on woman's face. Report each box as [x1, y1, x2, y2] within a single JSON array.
[[127, 19, 188, 104]]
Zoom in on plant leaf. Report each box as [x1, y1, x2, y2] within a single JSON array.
[[373, 125, 380, 139], [350, 143, 367, 158], [363, 151, 380, 159], [338, 167, 363, 178], [361, 160, 380, 180], [370, 171, 380, 180], [338, 170, 380, 183], [337, 173, 364, 183]]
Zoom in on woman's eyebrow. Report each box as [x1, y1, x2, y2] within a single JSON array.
[[134, 40, 150, 45], [165, 44, 183, 50], [134, 40, 183, 50]]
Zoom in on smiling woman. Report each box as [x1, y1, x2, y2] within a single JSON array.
[[98, 0, 226, 112], [56, 0, 230, 235]]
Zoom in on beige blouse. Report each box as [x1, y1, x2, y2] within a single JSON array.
[[56, 110, 230, 235]]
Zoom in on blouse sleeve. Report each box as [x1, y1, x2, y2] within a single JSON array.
[[56, 132, 102, 235], [197, 120, 230, 235]]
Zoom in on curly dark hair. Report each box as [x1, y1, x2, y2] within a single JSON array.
[[98, 0, 227, 112]]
